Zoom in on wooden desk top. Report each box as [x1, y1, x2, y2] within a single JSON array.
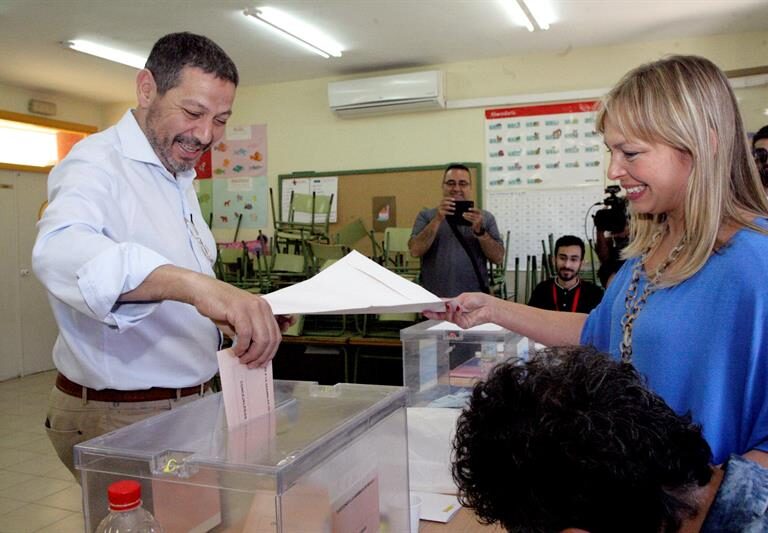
[[419, 507, 503, 532], [279, 334, 351, 346], [279, 334, 402, 347], [348, 336, 402, 347]]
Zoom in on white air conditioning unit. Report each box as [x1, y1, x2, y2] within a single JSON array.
[[328, 71, 445, 117]]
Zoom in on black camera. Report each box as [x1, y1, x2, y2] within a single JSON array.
[[593, 185, 628, 233]]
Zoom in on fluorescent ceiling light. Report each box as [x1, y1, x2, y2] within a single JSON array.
[[63, 39, 146, 69], [244, 6, 342, 59], [501, 0, 554, 32]]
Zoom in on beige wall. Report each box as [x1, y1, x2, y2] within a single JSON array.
[[226, 30, 768, 239], [6, 30, 768, 243], [0, 81, 107, 128], [233, 31, 768, 178]]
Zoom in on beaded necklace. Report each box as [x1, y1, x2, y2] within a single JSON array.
[[619, 230, 685, 363]]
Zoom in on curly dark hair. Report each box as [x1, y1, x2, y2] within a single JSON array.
[[145, 32, 239, 95], [452, 346, 713, 533]]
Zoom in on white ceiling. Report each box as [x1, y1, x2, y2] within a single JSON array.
[[1, 0, 767, 104]]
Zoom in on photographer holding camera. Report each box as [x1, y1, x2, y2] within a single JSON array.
[[408, 164, 504, 297], [594, 185, 629, 287]]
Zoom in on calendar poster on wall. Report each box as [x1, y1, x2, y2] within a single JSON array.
[[484, 101, 602, 190], [484, 101, 605, 264]]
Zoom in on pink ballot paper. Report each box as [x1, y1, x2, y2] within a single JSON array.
[[216, 348, 275, 428]]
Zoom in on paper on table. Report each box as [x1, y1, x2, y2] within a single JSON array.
[[411, 491, 461, 523], [263, 250, 445, 315], [216, 348, 274, 428]]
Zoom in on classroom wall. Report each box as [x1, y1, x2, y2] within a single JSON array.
[[50, 30, 768, 243], [229, 30, 768, 240], [0, 81, 107, 128]]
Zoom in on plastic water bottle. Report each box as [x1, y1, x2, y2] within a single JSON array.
[[95, 480, 164, 533]]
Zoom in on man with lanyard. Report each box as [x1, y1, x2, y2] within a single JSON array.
[[528, 235, 603, 313]]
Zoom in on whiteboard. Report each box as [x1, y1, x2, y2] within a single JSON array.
[[487, 186, 603, 268]]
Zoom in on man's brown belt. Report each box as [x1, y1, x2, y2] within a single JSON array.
[[55, 372, 212, 403]]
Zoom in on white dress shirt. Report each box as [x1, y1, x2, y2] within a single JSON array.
[[33, 110, 220, 390]]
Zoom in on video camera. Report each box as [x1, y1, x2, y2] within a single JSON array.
[[593, 185, 628, 233]]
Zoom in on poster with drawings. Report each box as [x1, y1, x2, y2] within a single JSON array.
[[208, 124, 268, 231], [212, 176, 269, 231], [485, 101, 602, 190], [280, 176, 338, 223], [211, 125, 267, 178], [484, 101, 605, 266]]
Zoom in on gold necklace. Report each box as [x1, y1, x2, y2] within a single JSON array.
[[619, 232, 685, 363]]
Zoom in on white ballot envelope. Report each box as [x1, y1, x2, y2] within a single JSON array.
[[263, 250, 445, 315], [216, 348, 275, 428]]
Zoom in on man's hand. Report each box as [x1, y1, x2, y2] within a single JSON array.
[[121, 265, 284, 368], [188, 277, 282, 368], [464, 208, 485, 234], [436, 197, 456, 221]]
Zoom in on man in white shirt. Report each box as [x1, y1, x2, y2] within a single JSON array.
[[33, 32, 287, 479]]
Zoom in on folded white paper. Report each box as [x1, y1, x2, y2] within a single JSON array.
[[263, 250, 445, 315], [216, 348, 274, 428], [411, 491, 461, 523]]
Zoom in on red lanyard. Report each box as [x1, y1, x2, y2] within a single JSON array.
[[552, 282, 581, 312]]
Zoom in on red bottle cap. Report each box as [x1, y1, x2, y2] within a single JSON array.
[[107, 480, 142, 511]]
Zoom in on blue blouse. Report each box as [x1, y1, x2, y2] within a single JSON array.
[[581, 220, 768, 464]]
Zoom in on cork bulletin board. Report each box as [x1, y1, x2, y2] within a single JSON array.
[[278, 163, 482, 256]]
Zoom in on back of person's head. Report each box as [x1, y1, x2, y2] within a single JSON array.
[[452, 346, 713, 533], [596, 55, 768, 288], [554, 235, 585, 258], [145, 32, 239, 95]]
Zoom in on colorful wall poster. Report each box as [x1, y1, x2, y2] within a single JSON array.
[[194, 178, 213, 226], [484, 101, 602, 190], [211, 125, 267, 178], [212, 176, 269, 234], [194, 150, 212, 179]]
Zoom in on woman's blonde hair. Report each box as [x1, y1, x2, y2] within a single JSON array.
[[597, 55, 768, 287]]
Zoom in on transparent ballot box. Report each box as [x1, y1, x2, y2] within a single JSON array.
[[75, 381, 411, 532], [400, 320, 528, 405]]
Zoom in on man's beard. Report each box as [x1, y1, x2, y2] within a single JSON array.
[[145, 109, 210, 174], [558, 268, 577, 282]]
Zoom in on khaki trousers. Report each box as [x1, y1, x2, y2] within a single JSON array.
[[44, 386, 211, 482]]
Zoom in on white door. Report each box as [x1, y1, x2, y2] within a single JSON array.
[[0, 173, 23, 380], [0, 170, 57, 380]]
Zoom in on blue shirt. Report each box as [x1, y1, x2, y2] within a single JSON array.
[[32, 110, 220, 390], [581, 220, 768, 464], [702, 455, 768, 532]]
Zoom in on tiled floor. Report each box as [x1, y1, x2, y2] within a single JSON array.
[[0, 370, 84, 533]]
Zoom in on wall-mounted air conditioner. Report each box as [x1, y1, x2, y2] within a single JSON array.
[[328, 71, 445, 117]]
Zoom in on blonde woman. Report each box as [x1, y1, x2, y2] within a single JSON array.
[[426, 55, 768, 466]]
